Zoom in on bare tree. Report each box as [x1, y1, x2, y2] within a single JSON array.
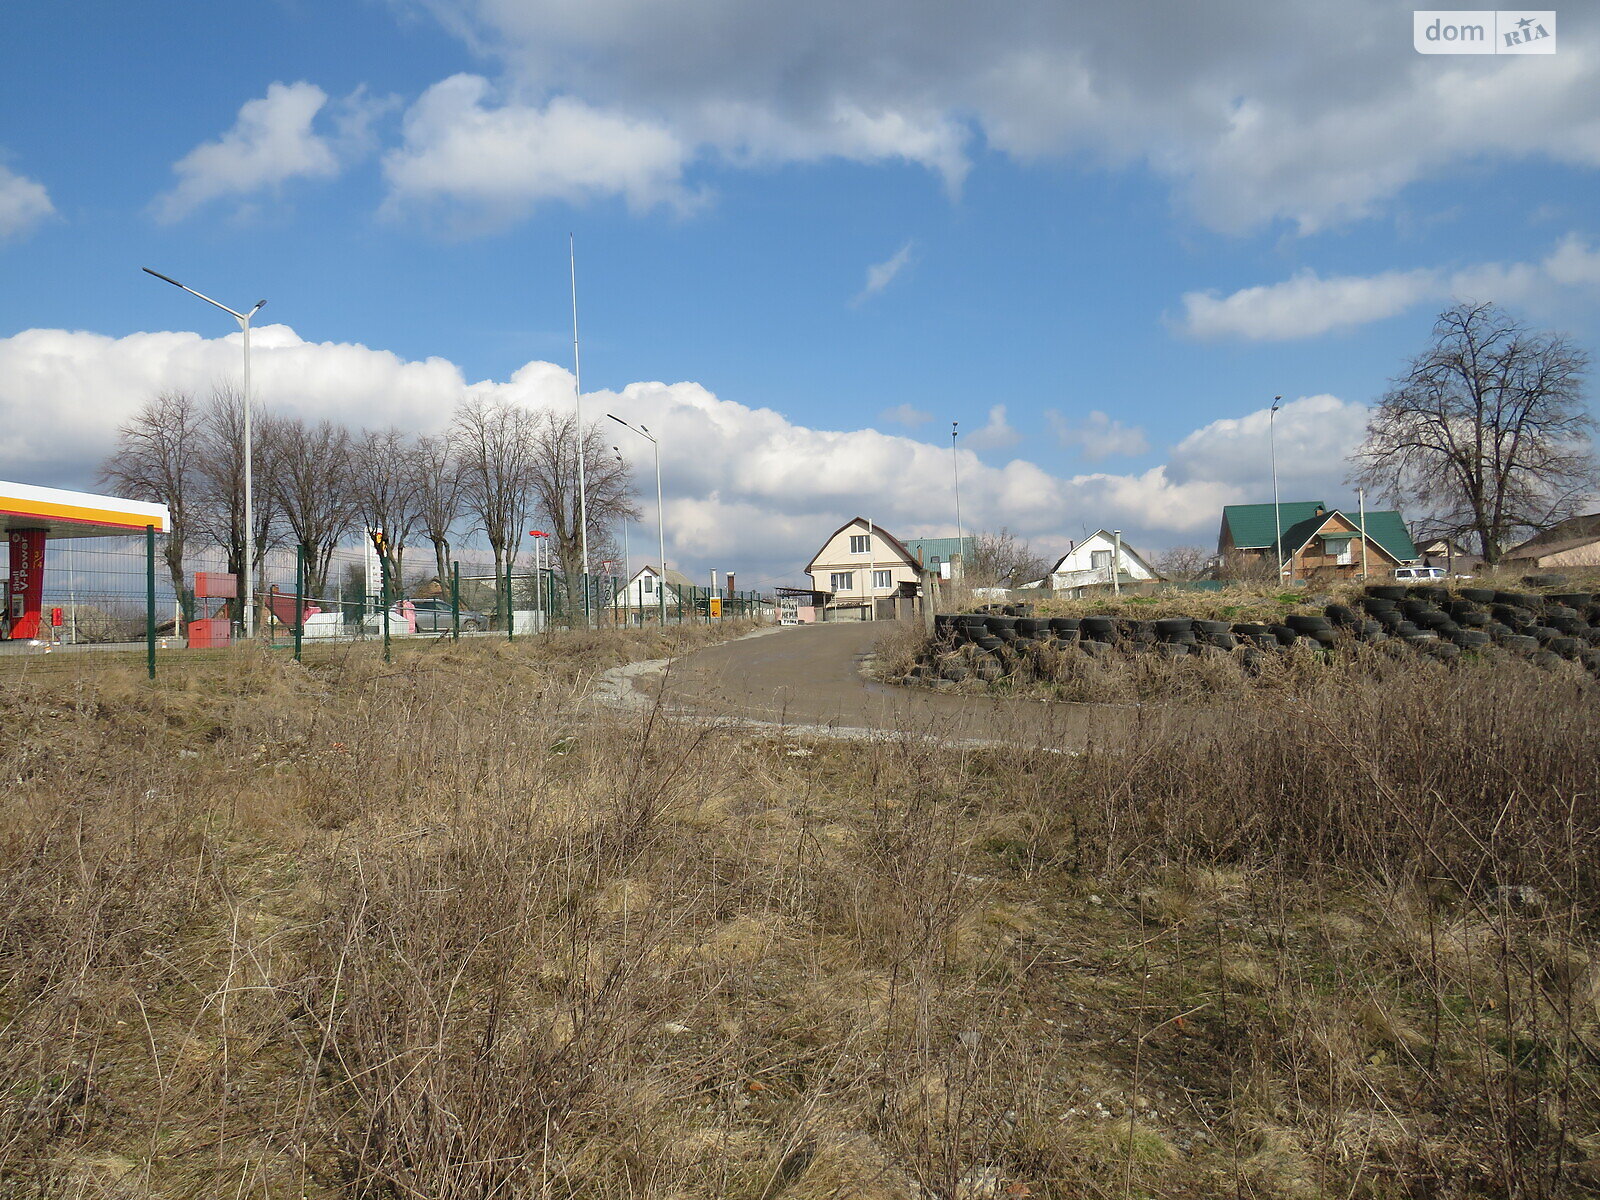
[[968, 528, 1048, 589], [100, 390, 203, 620], [454, 398, 537, 604], [525, 409, 639, 619], [263, 415, 356, 599], [1153, 545, 1209, 581], [1350, 302, 1595, 563], [191, 384, 282, 612], [413, 432, 464, 590], [350, 428, 420, 593]]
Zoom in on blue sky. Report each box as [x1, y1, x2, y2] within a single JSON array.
[[1, 1, 1597, 584]]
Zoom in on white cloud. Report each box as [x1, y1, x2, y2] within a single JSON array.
[[0, 164, 54, 241], [879, 402, 931, 427], [1180, 235, 1600, 340], [3, 324, 1375, 581], [154, 82, 353, 221], [961, 404, 1021, 450], [852, 240, 915, 306], [1181, 268, 1438, 341], [1166, 393, 1372, 503], [408, 1, 1600, 234], [382, 74, 697, 223], [1048, 409, 1150, 460]]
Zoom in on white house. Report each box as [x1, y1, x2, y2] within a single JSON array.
[[1040, 531, 1159, 590], [805, 518, 923, 605], [611, 564, 698, 611]]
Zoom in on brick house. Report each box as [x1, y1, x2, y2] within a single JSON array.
[[1219, 501, 1417, 582]]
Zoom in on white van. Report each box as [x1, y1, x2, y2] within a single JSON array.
[[1393, 565, 1447, 581]]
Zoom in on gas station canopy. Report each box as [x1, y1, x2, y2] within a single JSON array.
[[0, 480, 169, 539]]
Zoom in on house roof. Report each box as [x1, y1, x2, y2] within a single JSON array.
[[1504, 534, 1600, 562], [804, 517, 919, 575], [1047, 531, 1158, 577], [901, 536, 975, 563], [1221, 501, 1328, 550], [1507, 512, 1600, 555]]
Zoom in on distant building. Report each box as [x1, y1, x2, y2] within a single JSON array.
[[612, 564, 698, 609], [1038, 531, 1159, 590], [900, 536, 975, 580], [1504, 513, 1600, 571], [1414, 536, 1483, 576], [1219, 501, 1416, 581]]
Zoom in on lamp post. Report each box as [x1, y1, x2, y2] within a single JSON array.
[[1269, 396, 1285, 583], [613, 448, 631, 583], [951, 421, 964, 579], [144, 268, 265, 636], [607, 413, 666, 627]]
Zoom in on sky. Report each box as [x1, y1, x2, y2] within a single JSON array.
[[1, 1, 1597, 587]]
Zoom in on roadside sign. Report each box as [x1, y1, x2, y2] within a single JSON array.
[[709, 597, 723, 619]]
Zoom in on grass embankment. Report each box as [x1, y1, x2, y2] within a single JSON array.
[[2, 627, 1598, 1198]]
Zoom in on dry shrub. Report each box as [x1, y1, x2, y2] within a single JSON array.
[[2, 630, 1598, 1199]]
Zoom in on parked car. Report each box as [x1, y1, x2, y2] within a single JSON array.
[[408, 597, 487, 632], [1393, 565, 1447, 581]]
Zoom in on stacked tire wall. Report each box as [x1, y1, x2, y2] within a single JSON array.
[[904, 584, 1600, 688]]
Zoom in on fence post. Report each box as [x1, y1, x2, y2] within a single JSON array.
[[506, 559, 515, 642], [451, 561, 460, 641], [145, 525, 156, 681], [294, 543, 306, 663]]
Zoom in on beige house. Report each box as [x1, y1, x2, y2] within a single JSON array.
[[1504, 514, 1600, 571], [805, 518, 922, 605]]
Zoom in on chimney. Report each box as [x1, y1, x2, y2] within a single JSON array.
[[726, 572, 735, 598]]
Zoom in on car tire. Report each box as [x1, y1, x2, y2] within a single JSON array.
[[462, 620, 484, 632]]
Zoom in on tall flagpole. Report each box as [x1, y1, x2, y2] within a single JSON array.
[[571, 234, 591, 626]]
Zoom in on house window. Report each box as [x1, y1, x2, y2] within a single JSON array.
[[873, 569, 894, 590], [642, 575, 654, 594], [930, 555, 941, 569], [830, 571, 855, 591], [1090, 550, 1112, 571], [849, 534, 871, 553]]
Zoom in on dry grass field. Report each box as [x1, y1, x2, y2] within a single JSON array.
[[1, 625, 1597, 1198]]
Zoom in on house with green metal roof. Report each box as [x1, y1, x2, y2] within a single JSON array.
[[1219, 501, 1417, 581]]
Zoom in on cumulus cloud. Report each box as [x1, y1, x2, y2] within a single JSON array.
[[1048, 409, 1150, 460], [879, 402, 931, 428], [961, 404, 1021, 450], [3, 323, 1370, 581], [1166, 393, 1372, 503], [852, 240, 916, 305], [0, 163, 54, 241], [153, 82, 387, 221], [407, 0, 1600, 234], [383, 74, 697, 223], [1180, 235, 1600, 340]]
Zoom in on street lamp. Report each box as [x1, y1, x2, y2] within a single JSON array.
[[613, 447, 631, 584], [1269, 395, 1285, 582], [143, 267, 265, 637], [608, 414, 666, 627], [951, 421, 964, 579]]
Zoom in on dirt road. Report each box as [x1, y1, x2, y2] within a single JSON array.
[[627, 620, 1198, 750]]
